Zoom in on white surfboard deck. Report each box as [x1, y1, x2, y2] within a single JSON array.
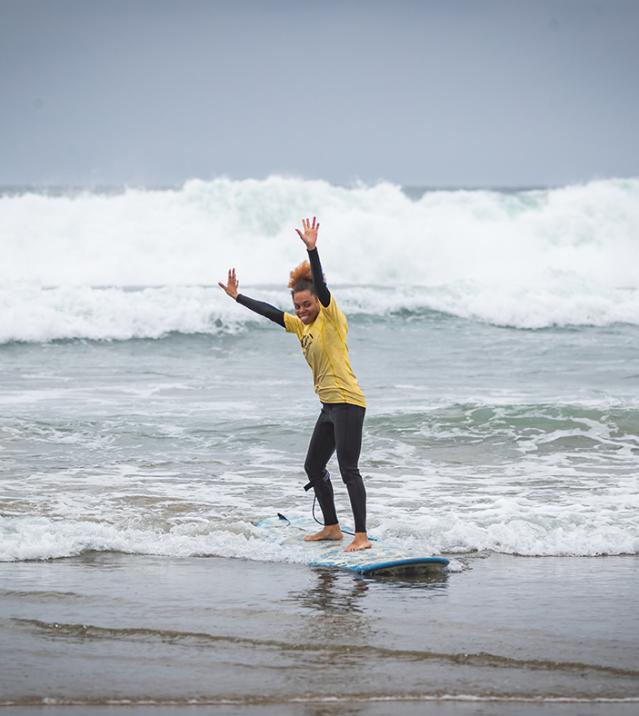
[[255, 514, 449, 576]]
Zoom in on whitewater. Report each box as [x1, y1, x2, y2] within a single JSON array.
[[1, 176, 638, 563], [2, 176, 639, 343]]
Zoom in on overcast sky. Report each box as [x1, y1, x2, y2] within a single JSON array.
[[1, 0, 638, 187]]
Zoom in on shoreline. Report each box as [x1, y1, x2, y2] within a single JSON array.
[[1, 552, 638, 715]]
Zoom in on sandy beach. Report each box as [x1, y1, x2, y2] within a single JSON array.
[[1, 551, 638, 714]]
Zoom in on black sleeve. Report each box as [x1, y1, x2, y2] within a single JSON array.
[[307, 248, 331, 308], [236, 294, 285, 328]]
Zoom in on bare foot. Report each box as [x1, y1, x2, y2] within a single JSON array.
[[344, 532, 372, 552], [304, 524, 343, 542]]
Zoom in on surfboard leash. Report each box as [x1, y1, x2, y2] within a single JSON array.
[[302, 473, 356, 537]]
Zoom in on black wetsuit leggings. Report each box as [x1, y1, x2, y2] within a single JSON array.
[[304, 402, 367, 533]]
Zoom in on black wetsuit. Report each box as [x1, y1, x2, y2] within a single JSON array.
[[235, 248, 367, 533]]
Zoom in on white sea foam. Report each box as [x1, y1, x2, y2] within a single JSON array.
[[0, 468, 639, 563], [2, 176, 639, 338], [0, 285, 247, 343], [0, 512, 635, 563], [4, 282, 638, 344], [2, 417, 637, 560]]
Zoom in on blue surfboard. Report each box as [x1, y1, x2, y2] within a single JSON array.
[[255, 514, 449, 576]]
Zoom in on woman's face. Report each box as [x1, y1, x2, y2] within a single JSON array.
[[293, 290, 320, 325]]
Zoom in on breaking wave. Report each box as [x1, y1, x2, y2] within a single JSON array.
[[2, 176, 639, 341]]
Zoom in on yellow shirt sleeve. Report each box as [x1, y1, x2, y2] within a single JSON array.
[[284, 312, 304, 338]]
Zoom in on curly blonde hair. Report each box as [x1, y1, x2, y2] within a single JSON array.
[[288, 260, 315, 295]]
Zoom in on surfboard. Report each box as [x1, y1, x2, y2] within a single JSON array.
[[255, 514, 449, 576]]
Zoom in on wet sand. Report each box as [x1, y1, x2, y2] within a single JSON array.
[[1, 552, 638, 715]]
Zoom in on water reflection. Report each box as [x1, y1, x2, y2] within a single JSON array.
[[364, 568, 450, 591], [301, 569, 369, 613], [286, 569, 371, 643], [287, 564, 450, 647]]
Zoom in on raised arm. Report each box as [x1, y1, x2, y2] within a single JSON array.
[[295, 216, 330, 308], [218, 268, 285, 328]]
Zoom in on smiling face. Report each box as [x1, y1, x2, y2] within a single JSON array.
[[293, 289, 321, 325]]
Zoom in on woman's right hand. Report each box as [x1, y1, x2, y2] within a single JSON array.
[[295, 216, 319, 250], [218, 268, 239, 299]]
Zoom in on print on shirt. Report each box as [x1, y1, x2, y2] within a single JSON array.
[[301, 333, 313, 357], [283, 301, 366, 408]]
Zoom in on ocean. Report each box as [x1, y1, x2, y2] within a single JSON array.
[[1, 177, 638, 711]]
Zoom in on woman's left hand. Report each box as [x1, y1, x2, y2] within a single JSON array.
[[295, 216, 320, 250]]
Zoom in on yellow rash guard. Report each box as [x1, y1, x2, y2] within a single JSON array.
[[284, 295, 366, 408]]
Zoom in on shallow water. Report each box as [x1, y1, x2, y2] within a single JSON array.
[[2, 317, 638, 562], [1, 552, 638, 712]]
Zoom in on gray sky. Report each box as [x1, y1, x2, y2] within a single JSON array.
[[1, 0, 638, 187]]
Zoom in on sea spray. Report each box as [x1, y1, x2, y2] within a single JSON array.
[[2, 176, 639, 339]]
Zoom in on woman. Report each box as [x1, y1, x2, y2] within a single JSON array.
[[218, 217, 371, 552]]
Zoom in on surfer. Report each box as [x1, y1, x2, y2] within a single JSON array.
[[218, 217, 371, 552]]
